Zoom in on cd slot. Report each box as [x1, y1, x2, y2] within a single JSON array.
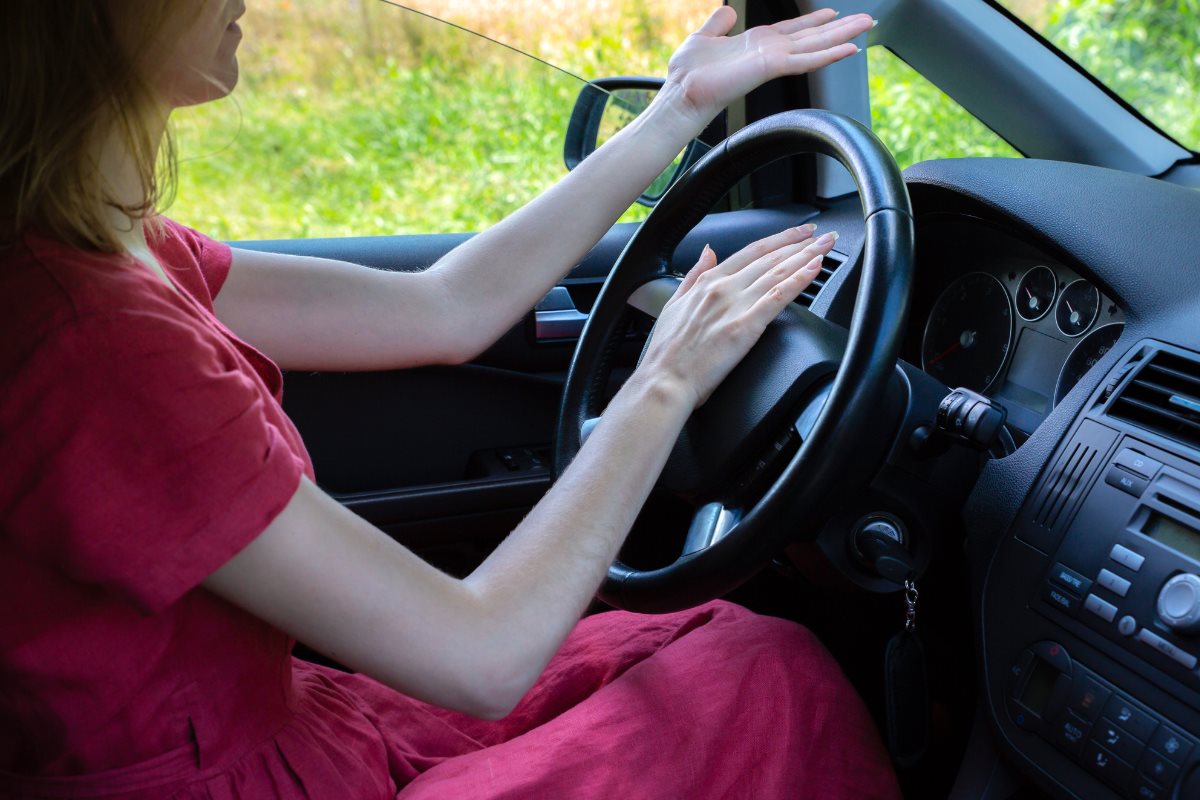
[[1155, 490, 1200, 528]]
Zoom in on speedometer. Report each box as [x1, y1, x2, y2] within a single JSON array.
[[1054, 323, 1124, 405], [921, 273, 1014, 393]]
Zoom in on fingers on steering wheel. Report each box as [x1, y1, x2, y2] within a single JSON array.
[[671, 244, 720, 304], [730, 232, 832, 290], [745, 240, 826, 298], [744, 255, 825, 324], [712, 224, 816, 279]]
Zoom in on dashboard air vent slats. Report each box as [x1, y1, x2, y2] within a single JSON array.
[[1109, 351, 1200, 452], [798, 256, 842, 307]]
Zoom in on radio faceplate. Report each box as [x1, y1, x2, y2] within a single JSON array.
[[1033, 436, 1200, 690]]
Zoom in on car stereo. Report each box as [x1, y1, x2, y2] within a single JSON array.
[[1004, 427, 1200, 797], [1011, 424, 1200, 800]]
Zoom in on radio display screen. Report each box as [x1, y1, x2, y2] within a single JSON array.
[[1145, 513, 1200, 563]]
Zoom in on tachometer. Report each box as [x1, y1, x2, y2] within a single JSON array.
[[922, 273, 1014, 393], [1016, 265, 1057, 322], [1055, 279, 1100, 338], [1054, 323, 1124, 405]]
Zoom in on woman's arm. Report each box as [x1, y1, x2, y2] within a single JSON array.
[[211, 8, 872, 371], [203, 227, 837, 719]]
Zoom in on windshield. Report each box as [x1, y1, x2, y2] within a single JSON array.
[[997, 0, 1200, 151]]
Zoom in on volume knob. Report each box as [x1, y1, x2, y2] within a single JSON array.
[[1158, 573, 1200, 634]]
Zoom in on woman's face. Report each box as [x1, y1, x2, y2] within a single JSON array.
[[117, 0, 246, 109]]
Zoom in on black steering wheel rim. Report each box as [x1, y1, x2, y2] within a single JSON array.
[[555, 109, 914, 613]]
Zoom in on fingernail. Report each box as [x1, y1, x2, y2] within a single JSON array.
[[794, 223, 817, 235], [872, 19, 879, 28], [805, 256, 824, 271], [816, 232, 835, 245], [702, 244, 715, 259]]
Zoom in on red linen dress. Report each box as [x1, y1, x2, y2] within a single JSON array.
[[0, 220, 901, 799]]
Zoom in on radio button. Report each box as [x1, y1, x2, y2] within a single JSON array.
[[1115, 449, 1163, 480], [1051, 562, 1092, 594], [1097, 568, 1132, 598], [1106, 465, 1149, 497], [1110, 544, 1146, 572], [1135, 628, 1199, 669], [1149, 727, 1194, 764], [1102, 695, 1157, 741], [1084, 593, 1118, 622], [1043, 584, 1080, 614], [1139, 749, 1182, 786], [1157, 573, 1200, 634]]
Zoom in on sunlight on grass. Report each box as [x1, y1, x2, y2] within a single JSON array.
[[170, 0, 712, 239]]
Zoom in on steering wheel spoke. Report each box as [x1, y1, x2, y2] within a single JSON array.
[[627, 276, 682, 320], [682, 502, 742, 555], [580, 416, 601, 445]]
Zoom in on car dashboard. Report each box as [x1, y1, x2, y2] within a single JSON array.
[[877, 157, 1200, 800]]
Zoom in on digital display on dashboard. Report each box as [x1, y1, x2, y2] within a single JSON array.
[[1144, 513, 1200, 563], [1019, 658, 1058, 717], [995, 329, 1072, 427]]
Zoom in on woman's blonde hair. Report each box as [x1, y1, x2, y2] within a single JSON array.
[[0, 3, 190, 253]]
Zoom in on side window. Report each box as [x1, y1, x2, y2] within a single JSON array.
[[867, 47, 1021, 168], [171, 1, 712, 241]]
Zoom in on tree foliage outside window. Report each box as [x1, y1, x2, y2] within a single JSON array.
[[867, 47, 1021, 168], [1002, 0, 1200, 150]]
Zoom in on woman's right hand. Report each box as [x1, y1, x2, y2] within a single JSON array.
[[634, 224, 837, 409]]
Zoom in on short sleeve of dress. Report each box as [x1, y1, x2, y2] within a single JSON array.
[[154, 219, 234, 303], [0, 306, 305, 615]]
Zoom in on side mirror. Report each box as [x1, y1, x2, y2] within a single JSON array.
[[563, 76, 707, 207]]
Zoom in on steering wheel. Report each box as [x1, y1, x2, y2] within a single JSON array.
[[554, 109, 914, 613]]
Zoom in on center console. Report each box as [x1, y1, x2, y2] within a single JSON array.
[[985, 343, 1200, 799]]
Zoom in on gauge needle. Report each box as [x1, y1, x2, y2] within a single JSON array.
[[927, 341, 962, 367]]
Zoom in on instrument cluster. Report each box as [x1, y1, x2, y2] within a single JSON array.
[[914, 219, 1125, 436]]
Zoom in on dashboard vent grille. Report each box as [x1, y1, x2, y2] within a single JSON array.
[[1033, 440, 1100, 530], [1109, 350, 1200, 452], [798, 255, 843, 307]]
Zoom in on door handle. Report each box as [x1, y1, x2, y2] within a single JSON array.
[[534, 286, 588, 341]]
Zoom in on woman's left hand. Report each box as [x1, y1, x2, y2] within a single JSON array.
[[663, 6, 874, 127]]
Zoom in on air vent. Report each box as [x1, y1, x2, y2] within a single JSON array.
[[1033, 440, 1100, 530], [1109, 350, 1200, 453], [798, 255, 842, 307]]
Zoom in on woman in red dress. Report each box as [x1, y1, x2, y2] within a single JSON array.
[[0, 2, 899, 798]]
